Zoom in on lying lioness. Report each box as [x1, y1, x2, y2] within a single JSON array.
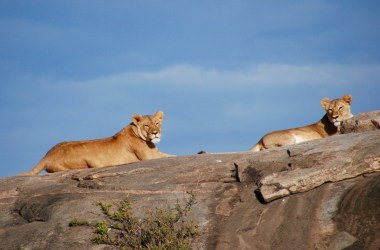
[[19, 111, 173, 175], [251, 94, 353, 151]]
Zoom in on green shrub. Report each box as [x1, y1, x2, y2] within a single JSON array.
[[68, 218, 90, 227], [69, 193, 199, 249]]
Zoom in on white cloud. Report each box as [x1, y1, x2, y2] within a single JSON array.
[[84, 63, 380, 87]]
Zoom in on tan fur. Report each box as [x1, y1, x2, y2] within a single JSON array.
[[19, 111, 173, 176], [251, 94, 353, 152]]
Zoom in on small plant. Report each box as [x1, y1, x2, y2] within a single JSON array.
[[93, 221, 110, 244], [69, 192, 199, 249], [68, 218, 90, 227]]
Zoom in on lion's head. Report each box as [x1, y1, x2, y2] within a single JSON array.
[[132, 111, 164, 144], [321, 94, 353, 127]]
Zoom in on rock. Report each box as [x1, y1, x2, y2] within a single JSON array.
[[254, 111, 380, 202], [0, 111, 379, 249], [340, 110, 380, 134], [257, 130, 380, 202], [335, 175, 380, 249]]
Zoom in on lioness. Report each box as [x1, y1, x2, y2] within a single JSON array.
[[19, 111, 173, 175], [251, 94, 353, 152]]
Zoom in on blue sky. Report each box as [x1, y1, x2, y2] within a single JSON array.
[[1, 1, 379, 177]]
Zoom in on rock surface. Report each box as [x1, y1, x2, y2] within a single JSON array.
[[257, 129, 380, 202], [0, 111, 379, 250], [340, 110, 380, 134]]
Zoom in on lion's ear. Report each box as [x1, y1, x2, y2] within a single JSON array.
[[320, 98, 330, 110], [342, 94, 352, 105], [132, 114, 143, 125], [155, 111, 164, 121]]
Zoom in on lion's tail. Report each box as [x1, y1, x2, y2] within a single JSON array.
[[18, 158, 47, 176]]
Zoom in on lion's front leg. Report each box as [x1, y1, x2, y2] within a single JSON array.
[[135, 148, 174, 161]]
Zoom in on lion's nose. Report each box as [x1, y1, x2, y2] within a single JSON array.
[[332, 115, 339, 119], [152, 131, 159, 135]]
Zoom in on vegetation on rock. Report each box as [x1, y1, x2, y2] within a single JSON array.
[[69, 193, 199, 249]]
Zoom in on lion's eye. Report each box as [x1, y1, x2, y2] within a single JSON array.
[[144, 124, 149, 128], [339, 106, 343, 111]]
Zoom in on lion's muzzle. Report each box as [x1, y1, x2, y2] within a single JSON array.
[[150, 132, 161, 144]]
